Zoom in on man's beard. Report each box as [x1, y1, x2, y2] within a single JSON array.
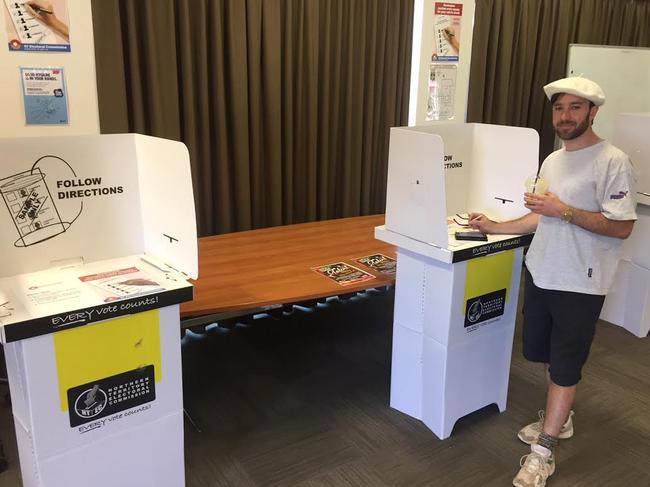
[[555, 115, 590, 140]]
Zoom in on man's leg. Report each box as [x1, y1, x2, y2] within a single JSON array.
[[514, 285, 603, 487], [543, 381, 575, 437]]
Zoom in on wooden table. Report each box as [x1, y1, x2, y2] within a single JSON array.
[[180, 215, 396, 326]]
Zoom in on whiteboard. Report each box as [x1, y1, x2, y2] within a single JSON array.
[[567, 44, 650, 142]]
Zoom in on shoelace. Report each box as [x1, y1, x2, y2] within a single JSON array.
[[528, 410, 546, 432], [532, 409, 572, 432], [520, 453, 548, 474]]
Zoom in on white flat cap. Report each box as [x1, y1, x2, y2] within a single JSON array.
[[543, 76, 606, 106]]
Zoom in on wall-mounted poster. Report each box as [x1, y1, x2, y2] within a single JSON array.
[[20, 67, 69, 125], [431, 2, 462, 62], [4, 0, 70, 52], [426, 63, 457, 121]]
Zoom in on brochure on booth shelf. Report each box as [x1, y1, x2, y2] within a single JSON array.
[[0, 254, 193, 343]]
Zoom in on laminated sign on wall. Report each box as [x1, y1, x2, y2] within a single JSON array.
[[3, 0, 71, 52], [20, 67, 69, 125], [432, 2, 463, 62]]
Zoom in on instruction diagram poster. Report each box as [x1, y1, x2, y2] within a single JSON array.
[[3, 0, 70, 52], [21, 67, 69, 125], [426, 63, 457, 121], [431, 2, 462, 62]]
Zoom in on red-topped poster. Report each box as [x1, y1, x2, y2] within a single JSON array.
[[432, 2, 462, 62]]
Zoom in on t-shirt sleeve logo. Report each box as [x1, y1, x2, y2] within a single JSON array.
[[609, 190, 628, 200]]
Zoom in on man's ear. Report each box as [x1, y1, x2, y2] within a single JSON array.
[[589, 105, 599, 125]]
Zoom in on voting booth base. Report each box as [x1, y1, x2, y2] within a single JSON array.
[[4, 306, 185, 487], [390, 247, 524, 439]]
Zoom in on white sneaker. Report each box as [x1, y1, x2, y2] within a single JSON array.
[[512, 451, 555, 487], [518, 410, 574, 445]]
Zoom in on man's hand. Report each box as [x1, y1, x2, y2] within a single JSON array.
[[443, 26, 460, 54], [524, 191, 567, 218], [468, 213, 497, 233], [468, 211, 539, 235], [524, 191, 634, 239], [24, 1, 54, 23], [24, 1, 69, 41]]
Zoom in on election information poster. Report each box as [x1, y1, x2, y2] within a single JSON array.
[[4, 0, 71, 52], [431, 2, 463, 62], [20, 66, 69, 125]]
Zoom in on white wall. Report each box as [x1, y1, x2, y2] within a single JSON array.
[[408, 0, 475, 126], [0, 0, 99, 137]]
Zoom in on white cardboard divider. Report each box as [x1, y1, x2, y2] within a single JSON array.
[[0, 134, 198, 343], [384, 123, 539, 250], [613, 113, 650, 207], [601, 113, 650, 337], [380, 123, 538, 264]]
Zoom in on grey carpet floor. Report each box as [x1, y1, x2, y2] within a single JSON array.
[[1, 286, 648, 487]]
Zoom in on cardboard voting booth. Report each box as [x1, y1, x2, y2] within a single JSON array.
[[601, 113, 650, 338], [375, 123, 538, 439], [0, 134, 198, 487]]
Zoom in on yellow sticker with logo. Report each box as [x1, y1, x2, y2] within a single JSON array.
[[53, 309, 162, 412], [463, 250, 515, 327]]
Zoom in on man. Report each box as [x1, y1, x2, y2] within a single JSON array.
[[469, 76, 637, 487]]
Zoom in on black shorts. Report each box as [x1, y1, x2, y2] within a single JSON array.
[[522, 269, 605, 387]]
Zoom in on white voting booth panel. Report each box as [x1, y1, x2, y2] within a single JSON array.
[[385, 123, 538, 252], [601, 113, 650, 338], [377, 123, 538, 439], [0, 134, 198, 487]]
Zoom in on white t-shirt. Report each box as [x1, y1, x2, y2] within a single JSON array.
[[525, 141, 637, 295]]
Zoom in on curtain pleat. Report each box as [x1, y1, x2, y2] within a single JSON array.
[[94, 0, 414, 236]]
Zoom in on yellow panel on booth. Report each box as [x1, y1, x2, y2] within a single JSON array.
[[53, 310, 162, 412]]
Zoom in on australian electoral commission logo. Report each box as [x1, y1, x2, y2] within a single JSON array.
[[464, 288, 507, 329], [67, 365, 156, 428]]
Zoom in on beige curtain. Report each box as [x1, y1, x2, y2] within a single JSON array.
[[468, 0, 650, 160], [92, 0, 414, 236]]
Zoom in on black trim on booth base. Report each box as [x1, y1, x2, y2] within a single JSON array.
[[452, 234, 533, 263], [3, 286, 193, 343]]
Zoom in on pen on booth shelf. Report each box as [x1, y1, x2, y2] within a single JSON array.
[[140, 257, 170, 273]]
